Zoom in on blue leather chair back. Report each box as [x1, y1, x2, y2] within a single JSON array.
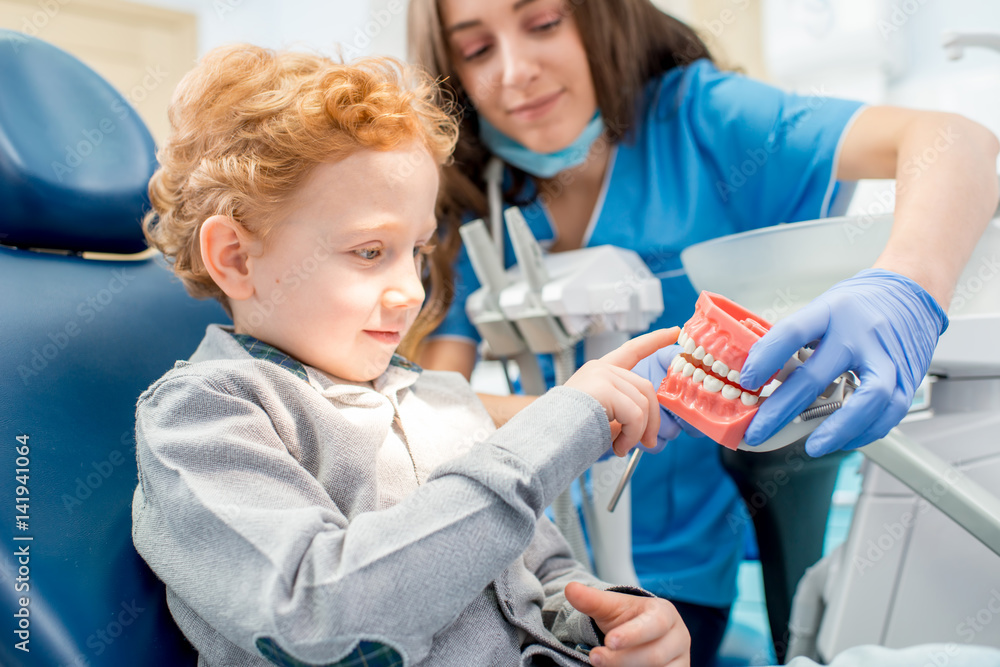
[[0, 29, 227, 667]]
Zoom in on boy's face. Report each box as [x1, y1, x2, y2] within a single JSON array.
[[234, 144, 439, 382]]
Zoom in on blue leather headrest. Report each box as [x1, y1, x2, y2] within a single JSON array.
[[0, 29, 157, 254]]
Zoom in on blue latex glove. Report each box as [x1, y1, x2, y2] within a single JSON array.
[[740, 269, 948, 457]]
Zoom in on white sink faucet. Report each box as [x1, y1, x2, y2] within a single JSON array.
[[943, 31, 1000, 60]]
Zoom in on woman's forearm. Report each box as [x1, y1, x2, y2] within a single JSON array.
[[478, 393, 538, 427], [873, 112, 999, 309], [838, 107, 999, 309]]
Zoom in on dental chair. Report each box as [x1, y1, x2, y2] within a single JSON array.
[[0, 29, 225, 666]]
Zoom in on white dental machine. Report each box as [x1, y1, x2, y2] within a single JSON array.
[[461, 202, 663, 586], [682, 212, 1000, 660]]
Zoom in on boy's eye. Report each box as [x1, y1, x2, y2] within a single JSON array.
[[355, 247, 382, 261]]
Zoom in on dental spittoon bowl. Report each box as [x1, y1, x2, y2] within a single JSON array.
[[681, 214, 1000, 377]]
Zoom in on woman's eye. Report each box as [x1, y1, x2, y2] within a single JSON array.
[[356, 247, 382, 261], [531, 17, 562, 32], [462, 44, 490, 62]]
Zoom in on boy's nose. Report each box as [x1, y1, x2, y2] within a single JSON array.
[[383, 258, 425, 309]]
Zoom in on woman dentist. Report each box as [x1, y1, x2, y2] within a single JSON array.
[[405, 0, 999, 664]]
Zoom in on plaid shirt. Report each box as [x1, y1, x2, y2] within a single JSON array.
[[256, 637, 402, 667]]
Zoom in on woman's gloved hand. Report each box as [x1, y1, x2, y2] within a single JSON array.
[[628, 343, 704, 454], [739, 268, 948, 457]]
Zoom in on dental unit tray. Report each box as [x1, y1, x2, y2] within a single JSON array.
[[657, 291, 856, 453], [463, 207, 664, 358]]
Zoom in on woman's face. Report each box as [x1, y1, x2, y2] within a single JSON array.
[[441, 0, 598, 154]]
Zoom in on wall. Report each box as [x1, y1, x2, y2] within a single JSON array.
[[133, 0, 371, 59], [762, 0, 1000, 215]]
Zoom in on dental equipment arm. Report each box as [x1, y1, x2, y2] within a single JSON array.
[[460, 218, 547, 393], [862, 430, 1000, 558]]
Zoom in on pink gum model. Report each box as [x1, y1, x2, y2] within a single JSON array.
[[657, 292, 773, 450]]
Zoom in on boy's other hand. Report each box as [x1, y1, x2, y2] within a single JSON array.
[[564, 581, 690, 667], [564, 328, 679, 456]]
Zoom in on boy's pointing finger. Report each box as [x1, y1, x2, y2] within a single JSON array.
[[601, 328, 680, 371]]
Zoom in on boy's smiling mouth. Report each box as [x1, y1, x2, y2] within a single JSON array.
[[364, 330, 402, 344]]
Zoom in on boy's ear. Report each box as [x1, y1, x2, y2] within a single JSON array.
[[200, 215, 258, 301]]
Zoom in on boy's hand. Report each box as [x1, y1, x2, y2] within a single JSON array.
[[564, 581, 690, 667], [564, 328, 679, 456]]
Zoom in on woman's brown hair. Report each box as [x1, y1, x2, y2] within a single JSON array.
[[404, 0, 713, 353]]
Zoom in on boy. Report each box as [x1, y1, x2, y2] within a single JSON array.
[[132, 44, 687, 667]]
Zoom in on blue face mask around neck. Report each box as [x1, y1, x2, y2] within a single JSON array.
[[478, 111, 605, 179]]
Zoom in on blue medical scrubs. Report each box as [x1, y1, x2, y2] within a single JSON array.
[[431, 59, 865, 609]]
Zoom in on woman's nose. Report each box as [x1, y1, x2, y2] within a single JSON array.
[[499, 37, 540, 90]]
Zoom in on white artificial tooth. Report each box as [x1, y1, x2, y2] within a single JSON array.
[[722, 384, 742, 400], [678, 329, 689, 345], [671, 355, 685, 373], [741, 392, 759, 406], [693, 346, 706, 360], [682, 362, 695, 378], [728, 369, 741, 384], [712, 360, 730, 377], [683, 338, 696, 355], [703, 376, 723, 393], [703, 353, 715, 367], [692, 368, 707, 383]]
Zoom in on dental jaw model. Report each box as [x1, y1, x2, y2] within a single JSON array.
[[658, 291, 770, 450], [657, 291, 856, 452]]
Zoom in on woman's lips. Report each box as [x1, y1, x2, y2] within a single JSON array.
[[508, 90, 563, 121], [364, 330, 401, 345]]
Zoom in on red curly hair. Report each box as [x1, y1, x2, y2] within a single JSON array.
[[143, 44, 458, 353]]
